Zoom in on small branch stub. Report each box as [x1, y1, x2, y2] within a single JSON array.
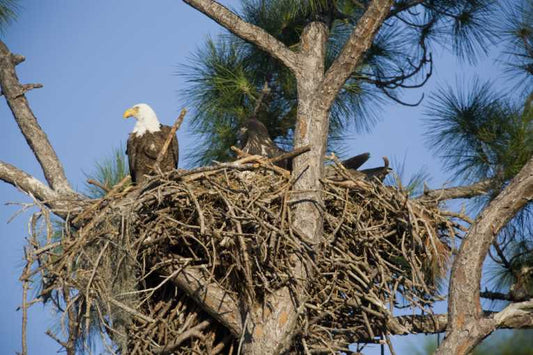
[[10, 53, 25, 65]]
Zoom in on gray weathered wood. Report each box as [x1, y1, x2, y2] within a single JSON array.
[[0, 40, 74, 195]]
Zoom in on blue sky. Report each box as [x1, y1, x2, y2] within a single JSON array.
[[0, 1, 516, 354]]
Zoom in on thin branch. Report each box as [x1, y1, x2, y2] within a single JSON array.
[[419, 179, 495, 202], [87, 179, 110, 193], [0, 160, 81, 216], [182, 0, 298, 72], [387, 0, 424, 18], [20, 246, 32, 355], [480, 290, 530, 302], [155, 320, 210, 355], [252, 81, 271, 116], [319, 0, 394, 110], [0, 40, 74, 195], [385, 308, 533, 339]]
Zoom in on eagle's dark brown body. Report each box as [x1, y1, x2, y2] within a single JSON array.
[[240, 118, 391, 180], [241, 118, 290, 169], [126, 125, 179, 184]]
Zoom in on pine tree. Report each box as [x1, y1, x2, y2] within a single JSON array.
[[182, 0, 497, 166]]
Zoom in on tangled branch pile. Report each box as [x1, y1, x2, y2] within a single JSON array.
[[24, 157, 457, 354]]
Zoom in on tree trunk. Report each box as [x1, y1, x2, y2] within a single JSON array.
[[240, 22, 329, 355]]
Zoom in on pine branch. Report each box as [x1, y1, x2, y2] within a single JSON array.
[[182, 0, 298, 72]]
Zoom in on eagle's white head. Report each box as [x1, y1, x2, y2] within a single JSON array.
[[123, 103, 161, 136]]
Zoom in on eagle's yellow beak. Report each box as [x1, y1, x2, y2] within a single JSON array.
[[123, 107, 137, 119]]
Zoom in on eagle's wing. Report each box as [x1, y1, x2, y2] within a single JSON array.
[[360, 157, 391, 181], [143, 138, 159, 160], [342, 152, 370, 170], [126, 134, 137, 183]]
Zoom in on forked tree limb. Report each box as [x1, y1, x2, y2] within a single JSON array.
[[0, 160, 59, 202], [0, 160, 85, 221], [0, 40, 74, 196], [182, 0, 299, 72], [436, 157, 533, 355], [318, 0, 394, 110], [0, 160, 82, 217]]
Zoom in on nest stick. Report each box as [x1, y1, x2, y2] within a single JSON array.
[[231, 144, 310, 163], [87, 179, 110, 193], [154, 108, 187, 169]]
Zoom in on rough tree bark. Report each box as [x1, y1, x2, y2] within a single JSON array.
[[183, 0, 394, 353], [435, 157, 533, 355], [2, 1, 533, 354]]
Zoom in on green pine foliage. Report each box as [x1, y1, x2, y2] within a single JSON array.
[[499, 0, 533, 92], [0, 0, 17, 32], [425, 80, 533, 184], [487, 221, 533, 298], [425, 0, 533, 319], [84, 146, 130, 198], [181, 0, 499, 166]]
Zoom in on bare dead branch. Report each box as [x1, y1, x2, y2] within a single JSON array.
[[20, 83, 43, 94], [155, 320, 210, 354], [419, 179, 495, 202], [0, 160, 59, 202], [268, 145, 311, 165], [494, 299, 533, 329], [0, 161, 83, 218], [319, 0, 394, 110], [0, 40, 74, 195], [182, 0, 298, 72]]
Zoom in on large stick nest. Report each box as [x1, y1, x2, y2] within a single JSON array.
[[28, 158, 456, 354]]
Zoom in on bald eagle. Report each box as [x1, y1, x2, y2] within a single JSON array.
[[123, 103, 179, 184], [327, 153, 391, 182], [240, 118, 290, 169]]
